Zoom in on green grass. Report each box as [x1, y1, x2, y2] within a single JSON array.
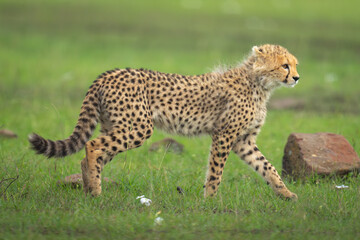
[[1, 0, 360, 239]]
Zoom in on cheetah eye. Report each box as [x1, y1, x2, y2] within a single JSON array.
[[282, 64, 289, 70]]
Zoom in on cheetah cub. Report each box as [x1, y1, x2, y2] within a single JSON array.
[[29, 44, 300, 200]]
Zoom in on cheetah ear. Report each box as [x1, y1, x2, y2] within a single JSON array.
[[252, 46, 264, 55], [252, 46, 265, 70]]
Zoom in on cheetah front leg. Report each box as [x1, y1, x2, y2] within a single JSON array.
[[232, 134, 297, 200], [204, 133, 234, 197]]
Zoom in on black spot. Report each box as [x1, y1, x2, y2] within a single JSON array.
[[58, 140, 67, 157], [79, 118, 89, 123], [243, 134, 249, 141], [68, 141, 75, 153], [73, 131, 81, 140], [112, 146, 117, 152], [134, 141, 141, 146], [85, 131, 91, 139], [48, 140, 56, 158], [209, 176, 216, 181]]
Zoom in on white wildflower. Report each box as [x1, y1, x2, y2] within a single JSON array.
[[154, 217, 164, 225], [136, 195, 152, 206]]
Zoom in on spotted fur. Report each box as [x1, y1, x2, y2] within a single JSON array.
[[29, 44, 300, 199]]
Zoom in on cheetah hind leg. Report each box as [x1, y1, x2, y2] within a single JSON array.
[[82, 127, 153, 196], [82, 146, 105, 197], [81, 157, 90, 194]]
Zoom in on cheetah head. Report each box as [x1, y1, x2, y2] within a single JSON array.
[[252, 44, 300, 90]]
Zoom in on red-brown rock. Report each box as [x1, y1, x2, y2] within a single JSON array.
[[282, 133, 360, 179]]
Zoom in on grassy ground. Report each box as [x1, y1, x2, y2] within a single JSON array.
[[1, 0, 360, 239]]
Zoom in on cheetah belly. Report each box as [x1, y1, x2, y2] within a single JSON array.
[[152, 109, 216, 136]]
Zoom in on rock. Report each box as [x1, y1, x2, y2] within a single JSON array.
[[0, 129, 17, 138], [57, 173, 83, 188], [57, 173, 118, 188], [269, 98, 305, 110], [149, 138, 184, 154], [282, 133, 360, 179]]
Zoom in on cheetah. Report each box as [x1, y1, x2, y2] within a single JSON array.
[[29, 44, 300, 200]]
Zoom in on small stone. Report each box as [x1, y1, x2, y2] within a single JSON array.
[[57, 173, 117, 188], [149, 138, 184, 154], [57, 173, 83, 188], [0, 129, 17, 138], [282, 133, 360, 179]]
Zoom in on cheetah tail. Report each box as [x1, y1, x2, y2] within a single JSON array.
[[28, 85, 100, 158]]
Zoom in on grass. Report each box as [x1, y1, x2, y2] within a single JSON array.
[[1, 0, 360, 239]]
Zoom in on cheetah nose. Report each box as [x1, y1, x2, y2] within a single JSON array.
[[293, 76, 300, 82]]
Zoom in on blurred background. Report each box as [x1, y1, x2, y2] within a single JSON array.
[[0, 0, 359, 139]]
